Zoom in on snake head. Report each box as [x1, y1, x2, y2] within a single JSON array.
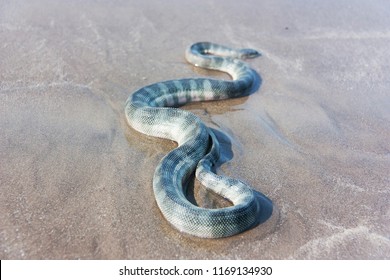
[[239, 48, 261, 59]]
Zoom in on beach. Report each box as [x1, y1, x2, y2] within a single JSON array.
[[1, 0, 389, 259]]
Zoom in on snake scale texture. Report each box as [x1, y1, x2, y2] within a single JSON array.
[[125, 42, 262, 238]]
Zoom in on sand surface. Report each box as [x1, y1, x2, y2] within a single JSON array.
[[1, 0, 389, 259]]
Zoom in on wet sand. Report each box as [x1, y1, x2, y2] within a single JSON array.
[[1, 0, 389, 259]]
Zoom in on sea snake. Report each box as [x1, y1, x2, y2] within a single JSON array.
[[125, 42, 262, 238]]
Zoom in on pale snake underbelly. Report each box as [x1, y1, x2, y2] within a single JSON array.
[[125, 42, 262, 238]]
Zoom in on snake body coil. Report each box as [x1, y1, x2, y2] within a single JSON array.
[[125, 42, 261, 238]]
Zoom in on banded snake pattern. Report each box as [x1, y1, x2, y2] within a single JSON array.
[[125, 42, 262, 238]]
